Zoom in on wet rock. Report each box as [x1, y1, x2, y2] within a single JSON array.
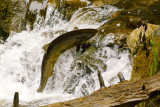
[[81, 84, 89, 96], [68, 5, 118, 28], [128, 24, 160, 81], [127, 24, 159, 55], [96, 0, 160, 38], [0, 0, 12, 40], [116, 0, 160, 24], [0, 0, 27, 40], [88, 0, 121, 6], [63, 45, 107, 95], [0, 0, 27, 39], [26, 0, 47, 30], [95, 0, 160, 55], [48, 0, 87, 21], [41, 29, 66, 38], [63, 74, 79, 94], [10, 0, 27, 33], [97, 70, 105, 88]]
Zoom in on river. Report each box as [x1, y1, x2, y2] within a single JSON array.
[[0, 2, 132, 106]]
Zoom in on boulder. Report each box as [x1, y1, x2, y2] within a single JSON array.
[[127, 24, 159, 54], [127, 24, 160, 81], [0, 0, 27, 40]]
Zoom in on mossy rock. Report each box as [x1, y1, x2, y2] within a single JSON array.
[[26, 0, 47, 30], [127, 24, 159, 55], [0, 0, 12, 40], [88, 0, 121, 6], [0, 0, 27, 40], [134, 27, 160, 106], [129, 24, 160, 81]]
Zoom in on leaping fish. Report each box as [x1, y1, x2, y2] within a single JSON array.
[[37, 29, 97, 92]]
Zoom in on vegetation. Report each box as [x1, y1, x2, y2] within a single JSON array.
[[135, 30, 160, 107], [0, 0, 12, 40], [148, 34, 160, 77]]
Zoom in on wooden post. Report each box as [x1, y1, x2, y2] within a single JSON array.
[[118, 72, 125, 82], [13, 92, 19, 107], [97, 70, 105, 88]]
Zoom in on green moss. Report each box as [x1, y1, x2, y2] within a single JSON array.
[[0, 0, 12, 19], [0, 0, 13, 40], [131, 28, 160, 81], [148, 34, 160, 76], [131, 48, 153, 81], [134, 29, 160, 107]]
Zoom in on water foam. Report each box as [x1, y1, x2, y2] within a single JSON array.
[[0, 4, 131, 106]]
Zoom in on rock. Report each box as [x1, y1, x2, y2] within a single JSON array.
[[95, 0, 160, 54], [0, 0, 27, 40], [10, 0, 27, 33], [88, 0, 121, 6], [127, 24, 159, 54], [96, 0, 160, 36], [48, 0, 87, 21], [97, 70, 105, 88], [127, 24, 160, 81], [26, 0, 47, 30], [0, 0, 14, 40], [64, 45, 107, 95], [117, 0, 160, 24]]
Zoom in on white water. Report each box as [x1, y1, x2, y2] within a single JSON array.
[[0, 4, 132, 107]]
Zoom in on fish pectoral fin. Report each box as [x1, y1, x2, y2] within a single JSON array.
[[43, 43, 50, 52]]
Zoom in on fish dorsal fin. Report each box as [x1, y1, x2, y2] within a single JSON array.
[[43, 43, 50, 52]]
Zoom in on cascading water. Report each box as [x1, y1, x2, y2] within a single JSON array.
[[0, 2, 132, 107]]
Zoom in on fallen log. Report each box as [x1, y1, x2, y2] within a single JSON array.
[[43, 73, 160, 107]]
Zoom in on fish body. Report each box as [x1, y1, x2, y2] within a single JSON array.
[[37, 29, 97, 92]]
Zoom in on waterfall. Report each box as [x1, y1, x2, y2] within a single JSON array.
[[0, 3, 132, 107]]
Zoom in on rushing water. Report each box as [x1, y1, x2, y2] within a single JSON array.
[[0, 3, 132, 107]]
